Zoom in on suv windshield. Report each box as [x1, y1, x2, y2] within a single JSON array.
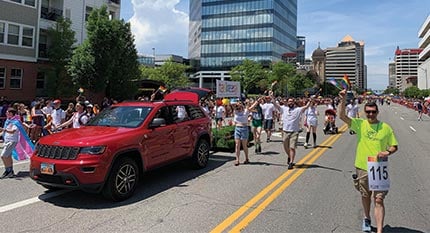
[[86, 106, 153, 128]]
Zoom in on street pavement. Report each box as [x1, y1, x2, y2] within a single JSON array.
[[0, 103, 429, 233]]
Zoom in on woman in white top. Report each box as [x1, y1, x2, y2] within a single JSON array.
[[233, 98, 262, 166], [303, 100, 319, 148]]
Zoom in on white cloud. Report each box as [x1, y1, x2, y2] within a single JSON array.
[[129, 0, 188, 56]]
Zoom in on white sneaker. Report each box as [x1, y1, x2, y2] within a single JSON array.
[[304, 143, 309, 147]]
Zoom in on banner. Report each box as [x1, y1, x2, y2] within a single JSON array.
[[216, 80, 241, 98]]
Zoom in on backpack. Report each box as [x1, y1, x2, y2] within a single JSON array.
[[78, 111, 88, 125]]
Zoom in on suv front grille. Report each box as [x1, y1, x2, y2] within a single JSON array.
[[36, 144, 80, 160]]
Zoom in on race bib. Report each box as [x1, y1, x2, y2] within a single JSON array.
[[367, 157, 390, 191]]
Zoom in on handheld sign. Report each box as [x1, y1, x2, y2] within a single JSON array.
[[367, 156, 390, 191]]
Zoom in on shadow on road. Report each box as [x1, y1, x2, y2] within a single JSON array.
[[40, 153, 235, 209], [377, 225, 425, 233], [294, 163, 343, 172]]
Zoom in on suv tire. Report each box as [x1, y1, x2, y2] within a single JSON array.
[[191, 139, 210, 169], [102, 157, 139, 202]]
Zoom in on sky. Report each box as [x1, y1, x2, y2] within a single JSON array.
[[120, 0, 430, 91]]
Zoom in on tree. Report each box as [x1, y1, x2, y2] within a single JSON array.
[[46, 17, 76, 97], [140, 60, 190, 89], [270, 62, 297, 96], [230, 59, 267, 94], [68, 5, 140, 101], [403, 86, 421, 98]]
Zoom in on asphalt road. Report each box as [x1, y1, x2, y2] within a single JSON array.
[[0, 103, 429, 233]]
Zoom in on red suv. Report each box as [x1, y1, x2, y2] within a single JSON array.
[[30, 95, 211, 201]]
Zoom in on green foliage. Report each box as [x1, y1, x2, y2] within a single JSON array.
[[212, 126, 253, 150], [68, 5, 140, 100], [139, 60, 190, 89], [46, 17, 76, 98], [403, 86, 428, 98], [230, 59, 268, 94]]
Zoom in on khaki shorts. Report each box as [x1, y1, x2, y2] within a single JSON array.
[[354, 168, 388, 199], [283, 131, 299, 149]]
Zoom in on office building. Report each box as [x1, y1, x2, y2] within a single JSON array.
[[394, 47, 422, 91], [188, 0, 298, 89], [388, 62, 396, 88], [0, 0, 120, 101], [418, 14, 430, 90], [325, 35, 366, 89], [296, 35, 305, 65]]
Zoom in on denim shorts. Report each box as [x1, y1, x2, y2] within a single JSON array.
[[234, 126, 249, 140]]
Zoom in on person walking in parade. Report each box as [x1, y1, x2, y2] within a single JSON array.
[[346, 98, 360, 134], [270, 91, 312, 169], [250, 97, 264, 154], [261, 97, 275, 142], [303, 100, 319, 148], [338, 89, 398, 233], [0, 108, 19, 178], [233, 99, 261, 166]]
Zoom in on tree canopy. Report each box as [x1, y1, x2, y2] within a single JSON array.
[[68, 5, 140, 101], [45, 17, 76, 98]]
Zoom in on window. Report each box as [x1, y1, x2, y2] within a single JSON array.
[[7, 24, 19, 45], [22, 27, 33, 47], [85, 6, 93, 21], [36, 72, 45, 89], [10, 68, 22, 89], [0, 67, 5, 89], [0, 22, 4, 43], [24, 0, 35, 7]]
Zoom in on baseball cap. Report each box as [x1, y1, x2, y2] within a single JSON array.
[[53, 99, 61, 104]]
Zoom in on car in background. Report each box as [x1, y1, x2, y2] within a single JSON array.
[[30, 94, 212, 201]]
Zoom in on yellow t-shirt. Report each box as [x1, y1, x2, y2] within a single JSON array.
[[351, 118, 398, 170]]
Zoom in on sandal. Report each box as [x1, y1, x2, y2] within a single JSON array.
[[244, 159, 250, 164], [234, 161, 240, 166]]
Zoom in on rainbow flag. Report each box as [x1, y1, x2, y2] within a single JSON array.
[[158, 85, 167, 93], [340, 74, 351, 90], [24, 114, 32, 122], [326, 77, 343, 90]]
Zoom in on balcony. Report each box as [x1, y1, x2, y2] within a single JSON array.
[[41, 6, 63, 21]]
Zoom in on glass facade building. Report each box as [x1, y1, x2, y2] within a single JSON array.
[[189, 0, 297, 70]]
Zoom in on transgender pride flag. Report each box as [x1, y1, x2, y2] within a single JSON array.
[[3, 119, 35, 161]]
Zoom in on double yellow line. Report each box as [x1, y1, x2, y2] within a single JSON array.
[[211, 124, 348, 233]]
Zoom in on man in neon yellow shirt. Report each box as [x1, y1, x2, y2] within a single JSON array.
[[339, 90, 398, 233]]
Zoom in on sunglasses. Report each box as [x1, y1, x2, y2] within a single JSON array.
[[365, 110, 378, 114]]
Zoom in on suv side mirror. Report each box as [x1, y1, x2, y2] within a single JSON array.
[[149, 118, 166, 128]]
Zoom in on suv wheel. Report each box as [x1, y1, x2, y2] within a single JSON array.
[[191, 139, 210, 169], [103, 157, 139, 201]]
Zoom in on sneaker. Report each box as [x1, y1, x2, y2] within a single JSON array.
[[6, 171, 15, 178], [266, 138, 270, 143], [304, 143, 309, 148], [288, 163, 294, 170], [362, 218, 371, 232], [0, 171, 9, 179]]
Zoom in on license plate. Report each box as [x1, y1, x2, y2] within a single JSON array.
[[40, 163, 55, 175]]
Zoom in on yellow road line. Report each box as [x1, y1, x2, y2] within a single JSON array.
[[210, 124, 348, 233], [229, 126, 346, 232]]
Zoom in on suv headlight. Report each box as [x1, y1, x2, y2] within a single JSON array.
[[80, 146, 106, 155]]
